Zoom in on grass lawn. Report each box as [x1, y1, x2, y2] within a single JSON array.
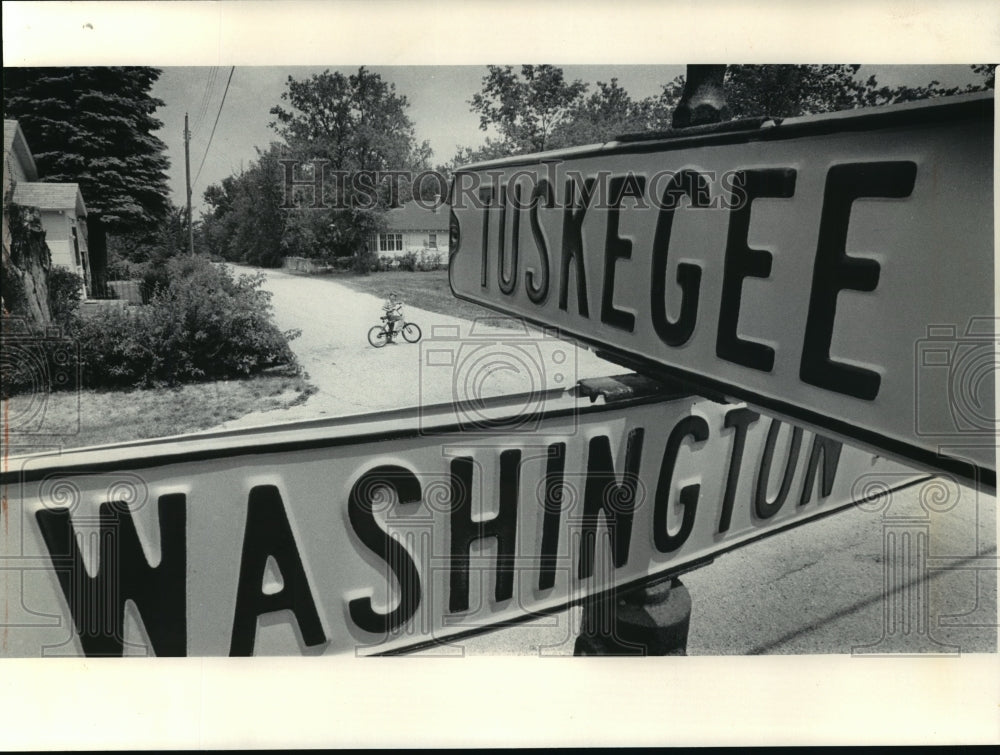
[[4, 372, 316, 451], [323, 269, 521, 329]]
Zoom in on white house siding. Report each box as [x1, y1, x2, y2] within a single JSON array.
[[38, 212, 88, 293], [46, 239, 76, 269], [371, 230, 447, 258], [6, 157, 30, 185]]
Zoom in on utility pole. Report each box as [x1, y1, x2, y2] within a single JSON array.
[[184, 112, 194, 255]]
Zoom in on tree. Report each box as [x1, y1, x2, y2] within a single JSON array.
[[469, 65, 587, 154], [269, 67, 429, 176], [460, 68, 684, 159], [459, 65, 994, 162], [723, 64, 995, 119], [107, 203, 188, 277], [548, 77, 683, 148], [440, 138, 516, 174], [201, 144, 288, 267], [3, 67, 172, 287], [265, 67, 430, 259]]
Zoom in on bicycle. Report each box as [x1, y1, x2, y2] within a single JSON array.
[[368, 316, 422, 348]]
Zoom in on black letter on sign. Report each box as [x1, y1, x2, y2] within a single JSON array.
[[526, 178, 554, 304], [601, 174, 646, 332], [347, 465, 423, 634], [578, 430, 645, 580], [538, 442, 567, 591], [36, 493, 187, 657], [654, 416, 710, 553], [230, 486, 326, 656], [651, 170, 710, 347], [479, 186, 494, 288], [754, 420, 804, 520], [718, 407, 761, 534], [800, 161, 917, 399], [559, 177, 596, 317], [799, 435, 843, 506], [499, 183, 520, 295], [449, 452, 520, 613], [717, 168, 797, 371]]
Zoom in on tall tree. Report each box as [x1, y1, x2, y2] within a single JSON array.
[[723, 64, 994, 119], [201, 144, 289, 267], [469, 65, 587, 154], [266, 67, 429, 258], [548, 77, 684, 148], [457, 65, 994, 163], [269, 67, 429, 176], [3, 67, 172, 287]]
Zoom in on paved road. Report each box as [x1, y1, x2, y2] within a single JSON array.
[[222, 265, 997, 656], [217, 265, 620, 428]]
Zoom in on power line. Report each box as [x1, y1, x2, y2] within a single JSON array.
[[191, 66, 219, 135], [192, 66, 235, 190]]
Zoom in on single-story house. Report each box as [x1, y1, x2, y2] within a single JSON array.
[[12, 182, 91, 296], [3, 119, 37, 187], [4, 119, 91, 298], [370, 198, 449, 260]]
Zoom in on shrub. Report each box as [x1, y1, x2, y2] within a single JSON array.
[[47, 267, 84, 326], [141, 262, 171, 303], [106, 248, 144, 281], [377, 255, 397, 272], [0, 314, 81, 399], [397, 251, 418, 272], [417, 251, 443, 271], [352, 251, 380, 274], [67, 257, 299, 389], [331, 256, 354, 272]]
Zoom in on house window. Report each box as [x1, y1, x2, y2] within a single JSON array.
[[427, 233, 437, 249], [379, 233, 403, 252]]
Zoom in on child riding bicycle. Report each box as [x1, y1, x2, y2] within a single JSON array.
[[382, 291, 403, 342]]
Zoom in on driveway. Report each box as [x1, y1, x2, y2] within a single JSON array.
[[217, 265, 621, 428]]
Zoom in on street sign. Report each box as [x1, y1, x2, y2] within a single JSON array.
[[0, 385, 923, 656], [448, 92, 995, 488]]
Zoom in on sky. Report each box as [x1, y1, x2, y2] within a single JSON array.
[[151, 65, 687, 215], [151, 64, 986, 217]]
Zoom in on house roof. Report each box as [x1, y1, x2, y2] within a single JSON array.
[[3, 119, 39, 181], [384, 199, 449, 232], [12, 182, 87, 217]]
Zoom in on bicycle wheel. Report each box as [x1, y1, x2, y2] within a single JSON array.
[[401, 322, 422, 343], [368, 325, 388, 348]]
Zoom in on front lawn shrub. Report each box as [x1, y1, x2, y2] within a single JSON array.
[[377, 255, 397, 272], [397, 251, 418, 272], [47, 267, 84, 327], [331, 255, 354, 272], [417, 251, 443, 271], [352, 251, 380, 274], [67, 257, 300, 389]]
